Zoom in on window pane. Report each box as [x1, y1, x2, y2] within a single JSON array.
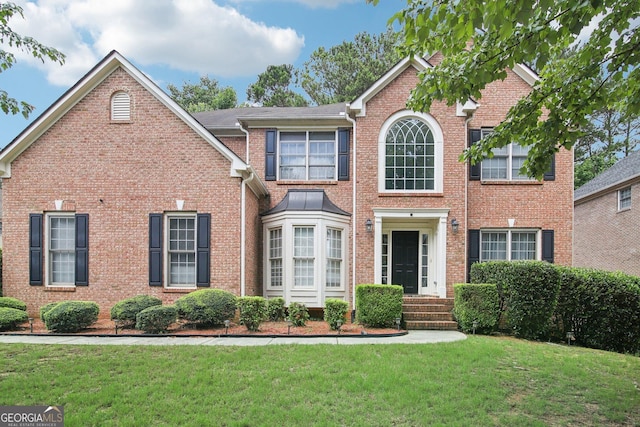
[[385, 118, 435, 191], [481, 232, 507, 260], [52, 251, 74, 283], [50, 217, 75, 250], [168, 217, 196, 286], [170, 253, 196, 285], [269, 229, 283, 287], [511, 232, 536, 260], [326, 229, 342, 288], [294, 227, 314, 287], [50, 217, 75, 284], [481, 157, 508, 179], [619, 187, 631, 209], [280, 131, 336, 181]]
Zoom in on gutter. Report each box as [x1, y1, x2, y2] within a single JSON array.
[[344, 105, 358, 311]]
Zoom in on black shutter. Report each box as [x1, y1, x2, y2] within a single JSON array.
[[149, 214, 163, 286], [196, 213, 211, 287], [75, 214, 89, 286], [265, 129, 277, 181], [29, 214, 43, 286], [468, 229, 481, 282], [542, 230, 554, 263], [337, 128, 350, 181], [469, 129, 482, 180], [543, 154, 556, 181]]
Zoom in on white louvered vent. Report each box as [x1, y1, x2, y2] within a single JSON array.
[[111, 91, 131, 121]]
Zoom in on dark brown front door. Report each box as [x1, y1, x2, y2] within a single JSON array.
[[392, 231, 419, 294]]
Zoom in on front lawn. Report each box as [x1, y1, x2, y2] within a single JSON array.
[[1, 336, 638, 426]]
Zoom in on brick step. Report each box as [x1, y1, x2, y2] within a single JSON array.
[[405, 320, 458, 331], [403, 297, 454, 306], [403, 311, 454, 322], [402, 303, 453, 313]]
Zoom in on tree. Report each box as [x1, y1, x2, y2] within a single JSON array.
[[371, 0, 640, 179], [0, 2, 65, 118], [246, 64, 308, 107], [298, 30, 402, 105], [167, 76, 237, 113]]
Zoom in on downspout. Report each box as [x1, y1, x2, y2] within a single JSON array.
[[344, 105, 357, 311], [464, 113, 474, 283], [238, 121, 250, 297]]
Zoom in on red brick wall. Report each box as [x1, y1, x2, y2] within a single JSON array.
[[574, 181, 639, 276], [2, 67, 248, 317]]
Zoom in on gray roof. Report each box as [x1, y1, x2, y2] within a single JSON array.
[[575, 150, 640, 200], [262, 189, 351, 216], [192, 103, 348, 130]]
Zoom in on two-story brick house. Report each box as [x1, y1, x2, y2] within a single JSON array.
[[0, 50, 573, 319]]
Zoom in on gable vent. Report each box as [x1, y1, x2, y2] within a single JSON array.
[[111, 91, 131, 121]]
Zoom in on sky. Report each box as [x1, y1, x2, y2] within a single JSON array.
[[0, 0, 404, 148]]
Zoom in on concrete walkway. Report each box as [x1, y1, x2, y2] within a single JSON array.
[[0, 330, 466, 346]]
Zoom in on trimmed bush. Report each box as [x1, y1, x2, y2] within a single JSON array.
[[453, 283, 500, 333], [0, 307, 28, 331], [135, 305, 177, 334], [39, 302, 61, 321], [324, 298, 349, 330], [266, 297, 286, 321], [471, 261, 560, 340], [554, 267, 640, 354], [355, 284, 403, 328], [0, 296, 27, 311], [111, 295, 162, 327], [287, 302, 309, 327], [237, 296, 268, 332], [175, 289, 237, 326], [43, 301, 99, 333]]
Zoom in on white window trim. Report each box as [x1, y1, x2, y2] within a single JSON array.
[[277, 129, 338, 181], [480, 129, 533, 181], [44, 213, 76, 288], [378, 110, 444, 193], [618, 186, 632, 211], [164, 212, 198, 289], [479, 229, 541, 261]]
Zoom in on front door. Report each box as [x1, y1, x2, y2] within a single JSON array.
[[392, 231, 419, 294]]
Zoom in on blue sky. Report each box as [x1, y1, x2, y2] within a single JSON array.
[[0, 0, 404, 148]]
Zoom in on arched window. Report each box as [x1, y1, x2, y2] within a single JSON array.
[[379, 111, 443, 193], [111, 91, 131, 121]]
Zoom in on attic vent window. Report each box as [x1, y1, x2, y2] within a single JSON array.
[[111, 91, 131, 121]]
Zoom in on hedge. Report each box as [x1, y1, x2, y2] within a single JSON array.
[[40, 302, 61, 321], [287, 302, 309, 327], [0, 296, 27, 311], [111, 295, 163, 327], [324, 298, 349, 330], [453, 283, 500, 334], [135, 305, 177, 334], [355, 284, 403, 328], [237, 296, 267, 332], [175, 289, 237, 326], [0, 307, 28, 331], [43, 301, 100, 333], [266, 297, 286, 321]]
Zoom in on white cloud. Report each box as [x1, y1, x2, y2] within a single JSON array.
[[4, 0, 305, 86], [229, 0, 359, 9]]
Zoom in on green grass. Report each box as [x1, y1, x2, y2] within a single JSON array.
[[1, 336, 638, 426]]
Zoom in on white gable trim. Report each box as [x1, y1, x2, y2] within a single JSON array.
[[349, 56, 431, 117], [0, 51, 259, 190], [512, 63, 539, 86]]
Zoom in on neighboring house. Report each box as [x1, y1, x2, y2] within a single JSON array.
[[574, 150, 640, 276], [0, 51, 573, 317]]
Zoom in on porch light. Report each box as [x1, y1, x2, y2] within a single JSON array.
[[451, 218, 459, 234], [365, 218, 373, 233], [29, 318, 34, 334]]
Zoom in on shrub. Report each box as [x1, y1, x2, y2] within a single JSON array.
[[111, 295, 163, 327], [453, 283, 500, 334], [175, 289, 237, 326], [0, 296, 27, 311], [266, 297, 286, 321], [324, 298, 349, 330], [135, 305, 177, 334], [554, 267, 640, 354], [287, 302, 309, 327], [43, 301, 99, 333], [0, 307, 28, 331], [471, 261, 561, 340], [237, 296, 268, 331], [39, 302, 61, 321], [355, 284, 403, 328]]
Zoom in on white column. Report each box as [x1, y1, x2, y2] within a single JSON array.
[[373, 216, 383, 284], [436, 215, 448, 298]]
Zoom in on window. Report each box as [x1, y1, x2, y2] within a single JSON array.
[[280, 131, 336, 180], [381, 234, 389, 285], [111, 91, 131, 121], [293, 227, 315, 287], [619, 187, 631, 210], [384, 118, 435, 190], [49, 216, 75, 284], [269, 228, 283, 287], [326, 228, 342, 288], [480, 129, 530, 180], [168, 216, 196, 286], [481, 230, 537, 261]]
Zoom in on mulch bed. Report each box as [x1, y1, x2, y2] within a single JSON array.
[[9, 318, 405, 337]]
